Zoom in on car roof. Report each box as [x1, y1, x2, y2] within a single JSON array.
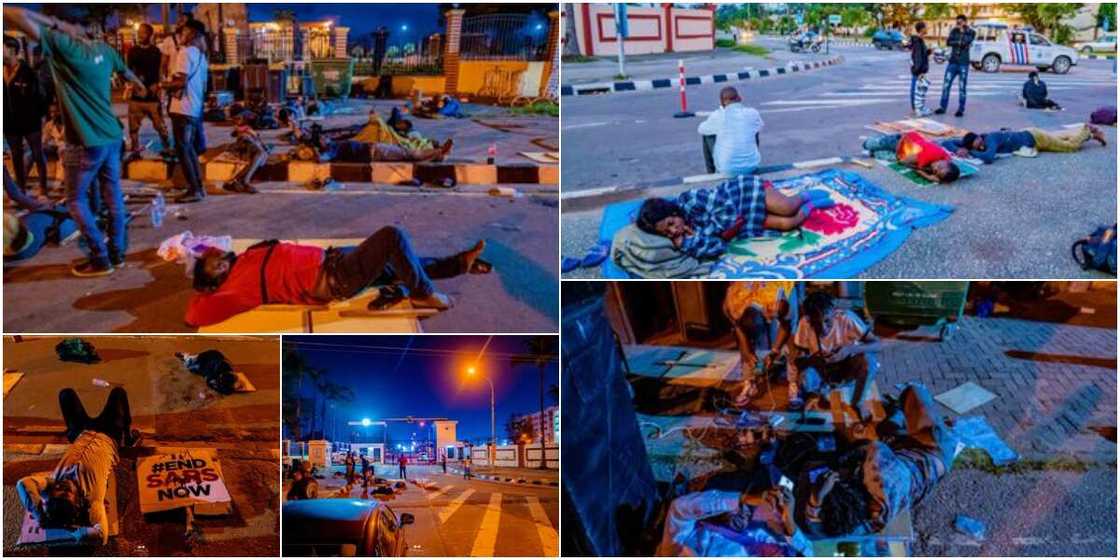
[[283, 499, 385, 544]]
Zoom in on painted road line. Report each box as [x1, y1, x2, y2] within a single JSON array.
[[561, 185, 620, 200], [562, 121, 610, 130], [427, 485, 452, 501], [526, 496, 559, 557], [438, 488, 475, 524], [468, 493, 503, 557]]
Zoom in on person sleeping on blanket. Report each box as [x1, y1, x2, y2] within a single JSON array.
[[797, 383, 961, 538], [943, 124, 1107, 164], [657, 485, 812, 556], [634, 176, 835, 260], [17, 387, 141, 545], [862, 131, 961, 183], [184, 227, 491, 327]]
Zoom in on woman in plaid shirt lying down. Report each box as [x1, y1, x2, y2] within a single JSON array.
[[635, 175, 835, 259]]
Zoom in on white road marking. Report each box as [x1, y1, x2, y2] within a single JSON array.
[[438, 488, 474, 524], [562, 121, 610, 130], [427, 485, 451, 500], [526, 496, 559, 557], [467, 493, 503, 557]]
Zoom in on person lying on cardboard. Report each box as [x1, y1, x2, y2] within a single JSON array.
[[17, 387, 140, 545], [797, 384, 961, 538], [184, 227, 491, 327]]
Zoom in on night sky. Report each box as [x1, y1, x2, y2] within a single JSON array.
[[286, 335, 558, 443]]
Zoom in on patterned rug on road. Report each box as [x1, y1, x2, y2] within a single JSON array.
[[601, 169, 953, 279]]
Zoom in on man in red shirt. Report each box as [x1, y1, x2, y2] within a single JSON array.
[[185, 226, 487, 327], [862, 131, 960, 183]]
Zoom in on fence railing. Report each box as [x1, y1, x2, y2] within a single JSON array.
[[352, 38, 443, 75], [461, 13, 549, 61]]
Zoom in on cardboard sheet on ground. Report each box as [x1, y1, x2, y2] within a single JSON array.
[[4, 370, 25, 398], [519, 151, 560, 164], [868, 118, 967, 137], [601, 169, 953, 279], [623, 345, 742, 387], [197, 238, 424, 334], [881, 158, 979, 186], [954, 415, 1019, 466], [19, 473, 119, 545], [935, 382, 996, 414], [137, 448, 232, 514]]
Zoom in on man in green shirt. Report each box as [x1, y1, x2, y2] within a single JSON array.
[[3, 7, 147, 277]]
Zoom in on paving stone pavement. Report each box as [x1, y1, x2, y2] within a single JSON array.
[[876, 316, 1117, 463]]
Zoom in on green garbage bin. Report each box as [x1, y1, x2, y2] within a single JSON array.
[[308, 59, 354, 99], [864, 281, 969, 340]]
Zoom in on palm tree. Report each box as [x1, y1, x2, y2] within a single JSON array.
[[562, 3, 581, 57], [510, 336, 558, 469], [317, 379, 355, 441], [282, 344, 324, 440]]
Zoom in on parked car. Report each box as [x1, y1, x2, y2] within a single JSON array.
[[970, 23, 1078, 73], [283, 499, 415, 556], [871, 29, 906, 50], [1075, 32, 1117, 54]]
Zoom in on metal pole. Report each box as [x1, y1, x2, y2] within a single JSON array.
[[487, 377, 495, 465]]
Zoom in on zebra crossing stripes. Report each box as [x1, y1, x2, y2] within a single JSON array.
[[467, 493, 503, 557], [526, 496, 560, 557], [438, 488, 475, 523]]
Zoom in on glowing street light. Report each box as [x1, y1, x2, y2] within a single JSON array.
[[361, 418, 372, 427], [464, 363, 496, 463]]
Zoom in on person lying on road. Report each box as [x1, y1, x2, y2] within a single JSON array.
[[16, 387, 140, 545], [635, 176, 835, 260], [657, 486, 812, 556], [185, 227, 489, 327], [862, 131, 961, 183], [944, 124, 1107, 164]]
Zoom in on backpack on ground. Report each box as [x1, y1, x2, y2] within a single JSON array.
[[182, 349, 238, 394], [55, 338, 100, 364], [1072, 224, 1117, 274]]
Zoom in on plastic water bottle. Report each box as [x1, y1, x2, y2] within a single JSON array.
[[92, 378, 111, 388], [151, 193, 165, 228], [486, 143, 497, 165]]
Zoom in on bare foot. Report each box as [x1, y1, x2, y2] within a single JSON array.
[[411, 291, 454, 311], [1088, 124, 1107, 146], [440, 139, 454, 157], [459, 240, 486, 272]]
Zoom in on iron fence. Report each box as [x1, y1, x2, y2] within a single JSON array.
[[460, 13, 549, 61], [352, 36, 443, 76]]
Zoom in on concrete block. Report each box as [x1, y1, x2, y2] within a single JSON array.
[[127, 159, 170, 181], [371, 163, 414, 184], [454, 164, 498, 185], [537, 165, 559, 185], [288, 161, 332, 183], [205, 161, 239, 182]]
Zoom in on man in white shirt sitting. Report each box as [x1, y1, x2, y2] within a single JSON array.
[[697, 86, 764, 177]]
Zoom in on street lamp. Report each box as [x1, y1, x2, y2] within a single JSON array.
[[465, 365, 496, 464]]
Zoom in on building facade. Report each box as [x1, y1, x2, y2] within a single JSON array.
[[516, 405, 560, 445]]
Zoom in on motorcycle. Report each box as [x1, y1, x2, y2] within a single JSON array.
[[789, 35, 823, 54]]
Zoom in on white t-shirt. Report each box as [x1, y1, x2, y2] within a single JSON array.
[[713, 103, 763, 175], [792, 309, 869, 355], [169, 45, 207, 118]]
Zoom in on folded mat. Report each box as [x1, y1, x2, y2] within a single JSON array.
[[611, 224, 713, 278], [600, 169, 953, 279]]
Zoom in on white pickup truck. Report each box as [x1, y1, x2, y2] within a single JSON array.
[[969, 23, 1079, 74]]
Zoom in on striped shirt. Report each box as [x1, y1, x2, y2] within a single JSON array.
[[676, 176, 768, 259]]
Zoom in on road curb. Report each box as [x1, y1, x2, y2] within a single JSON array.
[[561, 56, 844, 97], [445, 467, 559, 487], [123, 158, 558, 186], [561, 157, 860, 212]]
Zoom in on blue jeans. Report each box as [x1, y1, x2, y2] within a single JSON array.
[[63, 142, 126, 262], [171, 114, 206, 195], [938, 62, 969, 112], [909, 75, 917, 110]]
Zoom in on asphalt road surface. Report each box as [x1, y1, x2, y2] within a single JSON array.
[[4, 186, 559, 333], [3, 336, 280, 556], [561, 39, 1117, 278], [295, 464, 558, 557]]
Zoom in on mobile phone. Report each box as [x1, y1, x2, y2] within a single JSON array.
[[778, 475, 794, 492]]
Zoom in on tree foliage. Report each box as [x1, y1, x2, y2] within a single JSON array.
[[1007, 3, 1083, 37]]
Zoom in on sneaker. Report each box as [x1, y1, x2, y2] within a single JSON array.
[[954, 110, 964, 118], [71, 258, 114, 277], [109, 251, 125, 267], [933, 108, 946, 115]]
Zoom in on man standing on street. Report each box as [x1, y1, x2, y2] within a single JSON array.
[[126, 23, 172, 161], [398, 454, 408, 480], [4, 38, 49, 196], [909, 21, 932, 117], [164, 19, 209, 203], [935, 14, 975, 118], [4, 6, 149, 277]]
